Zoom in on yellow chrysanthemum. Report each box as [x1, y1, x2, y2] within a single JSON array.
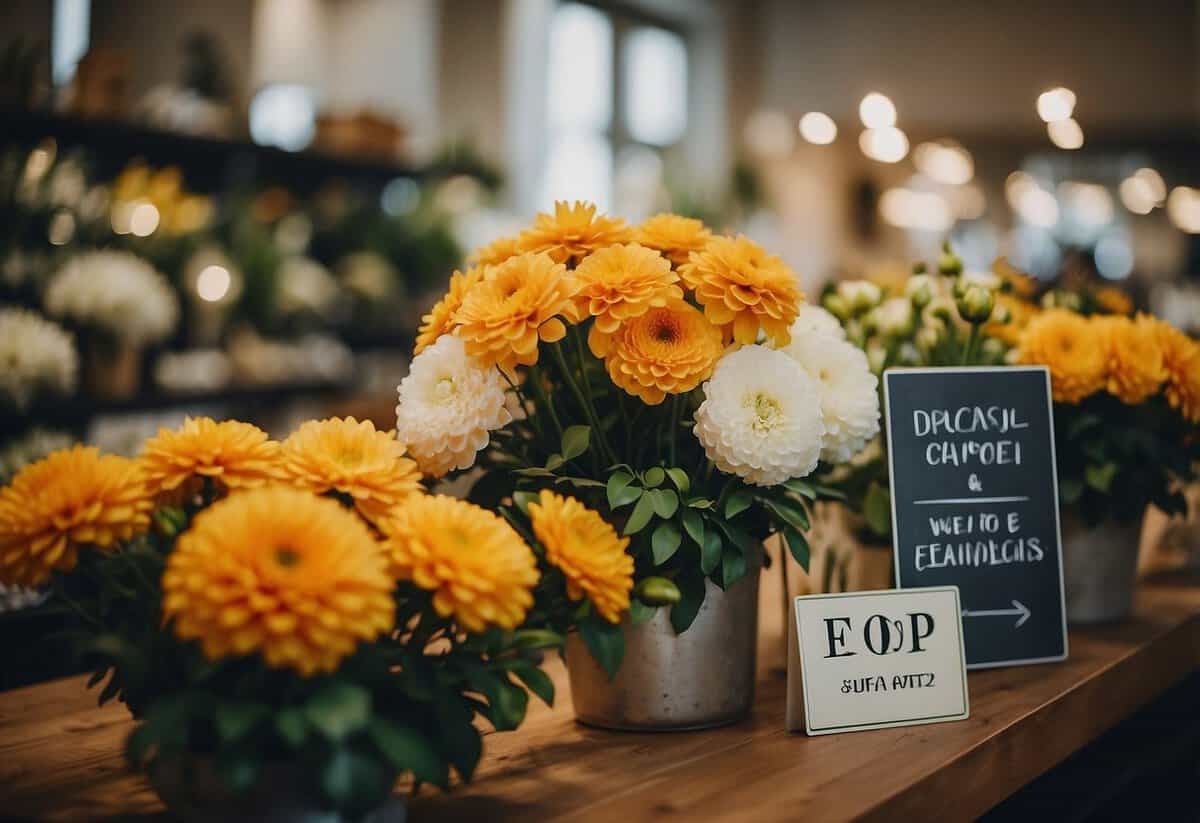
[[0, 446, 152, 587], [1094, 287, 1134, 316], [163, 487, 394, 676], [604, 301, 725, 405], [1156, 319, 1200, 423], [469, 235, 520, 267], [680, 235, 801, 345], [1016, 310, 1106, 403], [985, 293, 1040, 346], [528, 490, 632, 623], [414, 266, 485, 355], [454, 252, 577, 373], [1099, 315, 1166, 404], [140, 417, 284, 501], [380, 495, 538, 632], [517, 201, 633, 266], [634, 213, 712, 267], [281, 417, 422, 524], [572, 243, 684, 356]]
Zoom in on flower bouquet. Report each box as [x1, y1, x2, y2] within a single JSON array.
[[0, 416, 566, 820], [397, 202, 879, 729], [1009, 309, 1200, 621]]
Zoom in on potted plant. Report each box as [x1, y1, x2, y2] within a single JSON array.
[[0, 416, 560, 821], [396, 202, 880, 730]]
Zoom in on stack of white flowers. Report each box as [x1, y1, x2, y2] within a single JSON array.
[[45, 250, 179, 347], [0, 308, 79, 410]]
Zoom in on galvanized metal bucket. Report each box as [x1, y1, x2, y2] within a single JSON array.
[[1062, 511, 1143, 624], [564, 551, 761, 731]]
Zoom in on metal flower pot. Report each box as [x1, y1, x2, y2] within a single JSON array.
[[565, 551, 761, 731], [1062, 510, 1144, 624]]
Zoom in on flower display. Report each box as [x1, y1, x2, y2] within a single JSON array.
[[604, 301, 725, 404], [0, 446, 151, 587], [0, 308, 78, 410], [680, 234, 801, 345], [44, 250, 179, 346], [1157, 319, 1200, 423], [414, 265, 484, 354], [1099, 314, 1166, 405], [571, 243, 683, 356], [395, 334, 512, 477], [381, 495, 538, 632], [140, 417, 284, 501], [783, 334, 880, 463], [163, 487, 394, 675], [281, 417, 422, 524], [694, 345, 825, 486], [470, 234, 520, 267], [1015, 309, 1107, 403], [517, 200, 633, 265], [528, 490, 633, 623], [634, 213, 712, 267], [454, 252, 576, 372]]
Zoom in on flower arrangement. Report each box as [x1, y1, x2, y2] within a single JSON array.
[[0, 307, 78, 410], [44, 249, 179, 348], [398, 202, 878, 686], [0, 416, 575, 818]]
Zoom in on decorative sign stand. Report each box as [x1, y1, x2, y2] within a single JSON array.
[[786, 587, 969, 735], [884, 366, 1068, 669]]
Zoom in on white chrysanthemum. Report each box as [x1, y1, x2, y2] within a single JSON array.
[[693, 345, 825, 487], [790, 304, 846, 340], [395, 334, 512, 477], [45, 250, 178, 346], [782, 335, 880, 464], [0, 308, 78, 409]]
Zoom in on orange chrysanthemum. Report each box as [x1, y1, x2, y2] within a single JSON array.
[[528, 490, 632, 623], [1094, 287, 1134, 316], [680, 235, 801, 345], [1016, 310, 1106, 403], [1099, 315, 1166, 404], [0, 446, 152, 587], [163, 487, 394, 676], [380, 495, 538, 632], [454, 252, 577, 373], [469, 235, 520, 267], [604, 301, 725, 405], [634, 213, 712, 267], [281, 417, 422, 524], [414, 266, 485, 355], [1156, 319, 1200, 423], [517, 201, 633, 266], [140, 417, 284, 501], [572, 243, 684, 356]]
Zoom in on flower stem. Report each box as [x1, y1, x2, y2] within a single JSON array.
[[527, 364, 564, 438], [668, 393, 682, 467], [551, 341, 617, 466], [962, 324, 982, 365]]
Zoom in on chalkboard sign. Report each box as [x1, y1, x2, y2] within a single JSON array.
[[884, 366, 1067, 669]]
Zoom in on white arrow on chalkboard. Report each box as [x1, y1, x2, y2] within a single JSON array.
[[961, 600, 1031, 628]]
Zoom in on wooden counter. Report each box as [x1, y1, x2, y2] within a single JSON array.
[[2, 572, 1198, 822]]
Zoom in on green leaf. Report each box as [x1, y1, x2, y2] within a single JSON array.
[[670, 572, 707, 634], [215, 701, 269, 744], [724, 487, 754, 519], [435, 698, 482, 781], [681, 508, 705, 548], [623, 493, 656, 535], [643, 466, 666, 487], [369, 720, 448, 787], [666, 468, 691, 494], [275, 708, 308, 748], [783, 478, 817, 499], [651, 520, 682, 565], [513, 490, 538, 513], [650, 488, 679, 518], [305, 683, 371, 742], [1085, 462, 1118, 493], [515, 466, 556, 478], [784, 527, 811, 572], [1060, 475, 1085, 504], [764, 497, 810, 533], [629, 598, 657, 625], [321, 748, 388, 807], [578, 616, 625, 680], [635, 576, 681, 605], [862, 482, 892, 537], [687, 497, 714, 509], [561, 425, 591, 460], [607, 471, 642, 509], [216, 751, 261, 794], [510, 663, 555, 707], [812, 484, 848, 501], [483, 675, 529, 731], [1066, 413, 1103, 440], [545, 453, 565, 471], [701, 528, 723, 575], [722, 545, 748, 589]]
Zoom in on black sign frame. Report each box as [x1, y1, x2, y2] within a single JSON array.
[[884, 365, 1068, 669]]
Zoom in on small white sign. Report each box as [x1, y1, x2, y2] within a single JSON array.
[[788, 587, 970, 736]]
